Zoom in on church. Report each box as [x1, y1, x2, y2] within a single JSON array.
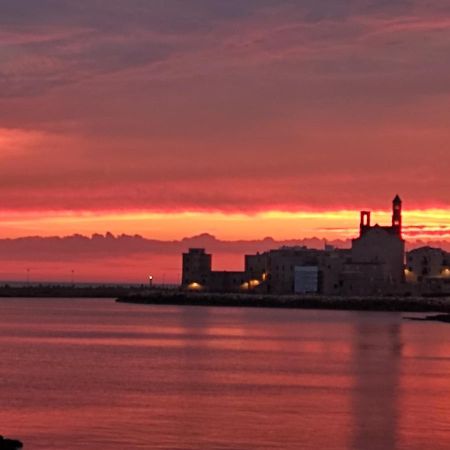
[[342, 195, 405, 295]]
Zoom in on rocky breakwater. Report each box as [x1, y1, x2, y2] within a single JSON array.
[[0, 436, 23, 450], [117, 291, 450, 313], [405, 314, 450, 323]]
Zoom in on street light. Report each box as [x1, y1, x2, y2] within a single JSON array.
[[148, 275, 153, 288]]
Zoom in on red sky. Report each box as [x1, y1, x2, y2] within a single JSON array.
[[0, 1, 449, 282]]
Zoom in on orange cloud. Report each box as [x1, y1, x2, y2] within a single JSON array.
[[1, 208, 449, 241], [0, 0, 449, 244]]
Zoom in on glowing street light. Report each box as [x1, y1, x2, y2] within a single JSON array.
[[148, 275, 153, 288], [187, 282, 202, 291]]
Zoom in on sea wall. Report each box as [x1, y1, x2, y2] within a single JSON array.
[[117, 291, 450, 313]]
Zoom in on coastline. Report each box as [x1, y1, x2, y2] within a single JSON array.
[[2, 286, 449, 315], [0, 285, 144, 298], [116, 291, 450, 314]]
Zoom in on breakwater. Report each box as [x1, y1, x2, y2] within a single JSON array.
[[117, 291, 450, 313], [0, 284, 147, 298]]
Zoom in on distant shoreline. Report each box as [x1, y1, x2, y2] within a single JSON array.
[[117, 291, 450, 314], [0, 285, 145, 298], [2, 286, 449, 315]]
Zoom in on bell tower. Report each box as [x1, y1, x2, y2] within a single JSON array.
[[360, 211, 371, 236], [392, 195, 402, 237]]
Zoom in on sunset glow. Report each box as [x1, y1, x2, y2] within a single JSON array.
[[0, 0, 449, 282], [1, 209, 449, 241], [2, 4, 450, 450]]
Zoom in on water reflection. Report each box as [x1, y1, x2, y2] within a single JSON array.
[[351, 314, 403, 450], [3, 300, 450, 450], [173, 306, 213, 445]]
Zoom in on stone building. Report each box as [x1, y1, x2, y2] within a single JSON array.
[[208, 271, 249, 293], [264, 247, 323, 294], [406, 247, 450, 295], [319, 249, 352, 295], [182, 248, 249, 292], [181, 196, 425, 296], [406, 247, 449, 281], [245, 253, 267, 280], [182, 245, 352, 295], [181, 248, 212, 290], [346, 195, 405, 295]]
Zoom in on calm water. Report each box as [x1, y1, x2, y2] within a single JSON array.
[[1, 299, 450, 449]]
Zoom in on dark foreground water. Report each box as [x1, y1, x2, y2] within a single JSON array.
[[1, 299, 450, 450]]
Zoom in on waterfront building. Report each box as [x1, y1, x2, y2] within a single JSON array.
[[264, 247, 323, 294], [406, 247, 449, 280], [208, 271, 249, 293], [182, 248, 249, 292], [295, 266, 320, 294], [406, 247, 450, 295], [182, 248, 212, 290], [245, 253, 267, 280], [347, 196, 405, 295], [319, 249, 352, 295], [180, 196, 449, 297]]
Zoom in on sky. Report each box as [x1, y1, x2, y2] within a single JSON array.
[[0, 0, 449, 281]]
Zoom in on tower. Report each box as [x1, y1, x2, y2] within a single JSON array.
[[392, 195, 402, 237], [182, 248, 212, 289], [360, 211, 371, 237]]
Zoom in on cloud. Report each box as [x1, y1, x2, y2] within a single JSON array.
[[0, 232, 448, 283], [0, 0, 449, 218], [0, 232, 338, 282]]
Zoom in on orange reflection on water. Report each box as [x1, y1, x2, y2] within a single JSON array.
[[2, 301, 450, 450]]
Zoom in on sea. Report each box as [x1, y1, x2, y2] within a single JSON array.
[[1, 298, 450, 450]]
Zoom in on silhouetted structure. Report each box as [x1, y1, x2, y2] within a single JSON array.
[[182, 248, 212, 290], [0, 436, 23, 450], [359, 195, 402, 238], [180, 196, 446, 296], [182, 248, 249, 292], [406, 246, 450, 295], [345, 196, 405, 295]]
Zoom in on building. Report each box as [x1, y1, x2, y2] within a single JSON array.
[[295, 266, 319, 294], [208, 271, 249, 293], [264, 247, 323, 294], [347, 195, 405, 295], [181, 245, 351, 295], [182, 248, 212, 290], [180, 196, 447, 297], [406, 247, 450, 295], [319, 249, 352, 295], [406, 247, 449, 280], [182, 248, 249, 292], [245, 253, 267, 280]]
